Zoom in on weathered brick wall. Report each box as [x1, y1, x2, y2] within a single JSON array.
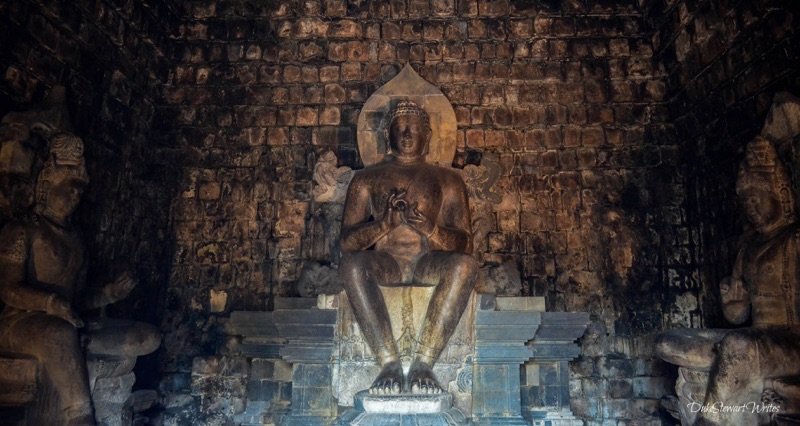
[[0, 0, 179, 387], [164, 0, 684, 424], [645, 0, 800, 327]]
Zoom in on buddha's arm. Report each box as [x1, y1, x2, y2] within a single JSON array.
[[340, 176, 393, 252], [428, 177, 472, 253], [721, 248, 750, 325]]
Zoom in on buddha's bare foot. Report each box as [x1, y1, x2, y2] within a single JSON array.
[[369, 360, 404, 395], [407, 360, 442, 394]]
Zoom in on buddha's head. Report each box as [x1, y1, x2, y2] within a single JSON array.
[[34, 133, 89, 224], [736, 136, 796, 234], [385, 100, 431, 162]]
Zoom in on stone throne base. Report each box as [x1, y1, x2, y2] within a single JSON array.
[[229, 295, 589, 426], [335, 391, 470, 426]]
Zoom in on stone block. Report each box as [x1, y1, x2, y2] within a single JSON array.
[[246, 379, 280, 402], [342, 62, 361, 80], [631, 377, 671, 398], [608, 379, 633, 398], [0, 355, 37, 406], [496, 297, 545, 311], [329, 20, 362, 38], [296, 107, 319, 126], [250, 359, 274, 380], [601, 398, 632, 419], [325, 84, 347, 103], [198, 182, 221, 200], [596, 357, 634, 378], [320, 106, 341, 125]]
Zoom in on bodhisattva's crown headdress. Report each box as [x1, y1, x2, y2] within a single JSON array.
[[35, 132, 89, 208], [736, 136, 796, 222], [383, 100, 431, 156]]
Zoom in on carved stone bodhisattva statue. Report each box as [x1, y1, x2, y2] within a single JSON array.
[[339, 100, 479, 395], [657, 136, 800, 426], [0, 134, 159, 425]]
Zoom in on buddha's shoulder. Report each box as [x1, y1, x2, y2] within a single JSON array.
[[352, 164, 388, 180]]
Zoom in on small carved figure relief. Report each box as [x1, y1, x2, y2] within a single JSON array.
[[312, 150, 354, 204], [460, 157, 503, 205], [476, 261, 522, 295], [296, 261, 343, 297]]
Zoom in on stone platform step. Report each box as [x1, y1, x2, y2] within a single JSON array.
[[336, 391, 470, 426]]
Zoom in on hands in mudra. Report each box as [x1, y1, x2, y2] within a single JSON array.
[[383, 189, 435, 236]]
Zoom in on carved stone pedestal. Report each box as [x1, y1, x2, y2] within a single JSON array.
[[274, 307, 338, 426], [229, 295, 589, 426], [88, 356, 137, 426], [471, 297, 541, 426], [336, 391, 470, 426], [525, 312, 590, 426]]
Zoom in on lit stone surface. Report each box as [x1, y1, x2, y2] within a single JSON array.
[[359, 391, 454, 414]]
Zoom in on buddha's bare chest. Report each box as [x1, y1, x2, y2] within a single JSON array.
[[368, 167, 444, 219]]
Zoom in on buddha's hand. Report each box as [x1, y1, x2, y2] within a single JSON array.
[[46, 295, 84, 328], [104, 272, 137, 304], [719, 276, 750, 324], [382, 189, 407, 230], [720, 277, 746, 302], [406, 203, 435, 237]]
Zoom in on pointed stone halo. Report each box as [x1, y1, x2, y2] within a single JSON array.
[[356, 63, 458, 168]]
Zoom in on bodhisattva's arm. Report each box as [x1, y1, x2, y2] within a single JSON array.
[[0, 223, 83, 326], [80, 271, 136, 311], [720, 247, 750, 325], [340, 174, 402, 252], [427, 175, 472, 253]]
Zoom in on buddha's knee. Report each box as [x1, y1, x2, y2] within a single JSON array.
[[127, 323, 161, 355], [340, 252, 380, 285], [28, 318, 80, 360], [716, 331, 758, 365], [444, 253, 479, 279], [87, 322, 161, 356], [340, 252, 364, 281]]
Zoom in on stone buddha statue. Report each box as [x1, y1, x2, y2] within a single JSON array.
[[656, 136, 800, 426], [339, 100, 479, 395], [0, 133, 159, 425]]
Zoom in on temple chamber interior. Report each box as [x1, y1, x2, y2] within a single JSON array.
[[0, 0, 799, 425]]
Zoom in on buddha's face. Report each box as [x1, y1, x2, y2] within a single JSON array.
[[44, 177, 85, 221], [388, 114, 429, 160], [739, 187, 782, 232]]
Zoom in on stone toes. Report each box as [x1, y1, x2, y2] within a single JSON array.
[[392, 382, 400, 394], [411, 383, 420, 394]]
